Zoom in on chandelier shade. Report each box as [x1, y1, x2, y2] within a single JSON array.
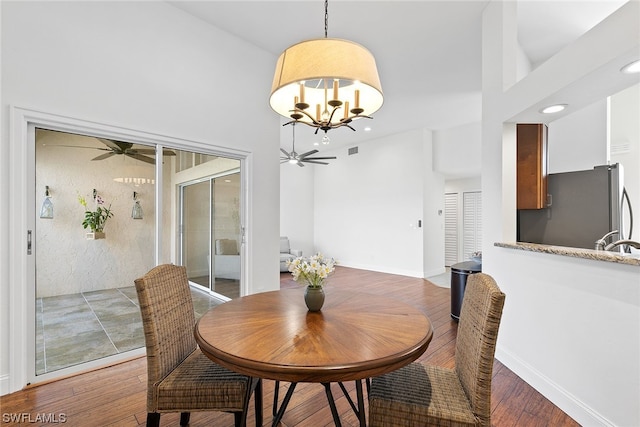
[[270, 37, 383, 133]]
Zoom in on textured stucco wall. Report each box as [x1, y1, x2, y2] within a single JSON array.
[[35, 130, 156, 297]]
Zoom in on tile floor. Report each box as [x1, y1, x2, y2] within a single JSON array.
[[35, 285, 223, 375], [426, 268, 451, 288]]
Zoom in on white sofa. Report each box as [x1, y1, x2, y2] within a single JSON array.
[[280, 236, 302, 272], [214, 239, 240, 280]]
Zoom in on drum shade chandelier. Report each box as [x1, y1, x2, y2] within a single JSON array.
[[269, 0, 383, 135]]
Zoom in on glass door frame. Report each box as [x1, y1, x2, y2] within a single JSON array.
[[8, 106, 250, 389]]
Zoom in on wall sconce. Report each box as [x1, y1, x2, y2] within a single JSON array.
[[40, 186, 54, 219], [131, 192, 143, 220]]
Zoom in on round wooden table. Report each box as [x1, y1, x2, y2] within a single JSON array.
[[195, 288, 433, 426]]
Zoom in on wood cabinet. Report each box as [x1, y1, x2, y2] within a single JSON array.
[[517, 123, 548, 209]]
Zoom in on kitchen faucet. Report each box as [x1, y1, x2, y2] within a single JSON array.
[[604, 239, 640, 252], [595, 230, 619, 250]]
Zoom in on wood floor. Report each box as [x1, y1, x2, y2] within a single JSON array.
[[1, 266, 579, 427]]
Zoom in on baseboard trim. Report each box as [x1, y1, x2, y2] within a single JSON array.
[[495, 346, 615, 427], [424, 266, 446, 278], [0, 373, 9, 396], [337, 262, 424, 279]]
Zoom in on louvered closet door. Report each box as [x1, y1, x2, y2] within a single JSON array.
[[444, 193, 458, 266], [463, 191, 482, 260]]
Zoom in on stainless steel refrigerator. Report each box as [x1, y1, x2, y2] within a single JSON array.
[[518, 164, 632, 250]]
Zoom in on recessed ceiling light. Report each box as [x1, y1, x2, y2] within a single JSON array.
[[364, 127, 372, 132], [621, 59, 640, 74], [540, 104, 567, 114]]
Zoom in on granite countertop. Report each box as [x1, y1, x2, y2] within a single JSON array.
[[495, 242, 640, 266]]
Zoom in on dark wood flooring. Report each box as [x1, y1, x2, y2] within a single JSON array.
[[0, 266, 579, 426]]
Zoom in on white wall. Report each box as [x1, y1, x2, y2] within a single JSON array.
[[547, 99, 608, 173], [482, 2, 640, 426], [35, 131, 156, 297], [279, 160, 315, 258], [313, 129, 431, 277], [445, 177, 482, 194], [422, 129, 446, 277], [1, 1, 280, 393], [433, 122, 482, 179], [280, 121, 482, 278], [281, 125, 452, 279]]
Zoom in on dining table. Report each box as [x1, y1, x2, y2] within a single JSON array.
[[194, 287, 433, 426]]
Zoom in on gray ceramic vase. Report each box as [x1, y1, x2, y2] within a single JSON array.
[[304, 286, 325, 312]]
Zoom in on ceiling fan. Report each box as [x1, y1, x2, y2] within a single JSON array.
[[55, 138, 176, 164], [280, 124, 336, 167]]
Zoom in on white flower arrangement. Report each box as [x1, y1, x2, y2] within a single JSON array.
[[287, 253, 336, 289]]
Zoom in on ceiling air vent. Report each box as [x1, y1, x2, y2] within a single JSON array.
[[348, 147, 359, 155], [610, 140, 631, 155]]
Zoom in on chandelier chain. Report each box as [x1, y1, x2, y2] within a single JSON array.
[[324, 0, 328, 38]]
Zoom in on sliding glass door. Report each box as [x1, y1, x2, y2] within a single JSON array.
[[31, 127, 243, 379], [179, 170, 241, 300]]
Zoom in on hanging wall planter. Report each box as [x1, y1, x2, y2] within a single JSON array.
[[78, 189, 113, 240], [86, 231, 105, 240]]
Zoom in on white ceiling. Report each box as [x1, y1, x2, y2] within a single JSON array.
[[168, 0, 627, 154]]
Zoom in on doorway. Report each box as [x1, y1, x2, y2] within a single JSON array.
[[179, 170, 241, 300], [27, 121, 246, 384], [444, 190, 482, 265]]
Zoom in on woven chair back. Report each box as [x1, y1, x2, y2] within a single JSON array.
[[135, 264, 198, 406], [454, 272, 505, 426]]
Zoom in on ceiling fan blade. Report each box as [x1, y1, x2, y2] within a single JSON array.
[[92, 152, 116, 161], [98, 138, 135, 154], [96, 138, 122, 151], [297, 161, 305, 167], [298, 149, 319, 158], [304, 156, 337, 160], [280, 148, 291, 157], [126, 153, 156, 164], [301, 160, 329, 165], [47, 144, 111, 151]]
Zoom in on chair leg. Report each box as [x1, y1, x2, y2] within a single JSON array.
[[234, 411, 243, 427], [180, 412, 190, 426], [146, 413, 160, 427]]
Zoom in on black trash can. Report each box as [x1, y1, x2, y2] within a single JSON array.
[[450, 261, 482, 321]]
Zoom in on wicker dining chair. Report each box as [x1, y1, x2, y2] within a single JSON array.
[[135, 264, 262, 427], [368, 272, 505, 427]]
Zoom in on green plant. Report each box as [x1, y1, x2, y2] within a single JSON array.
[[287, 253, 336, 288], [78, 193, 113, 232]]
